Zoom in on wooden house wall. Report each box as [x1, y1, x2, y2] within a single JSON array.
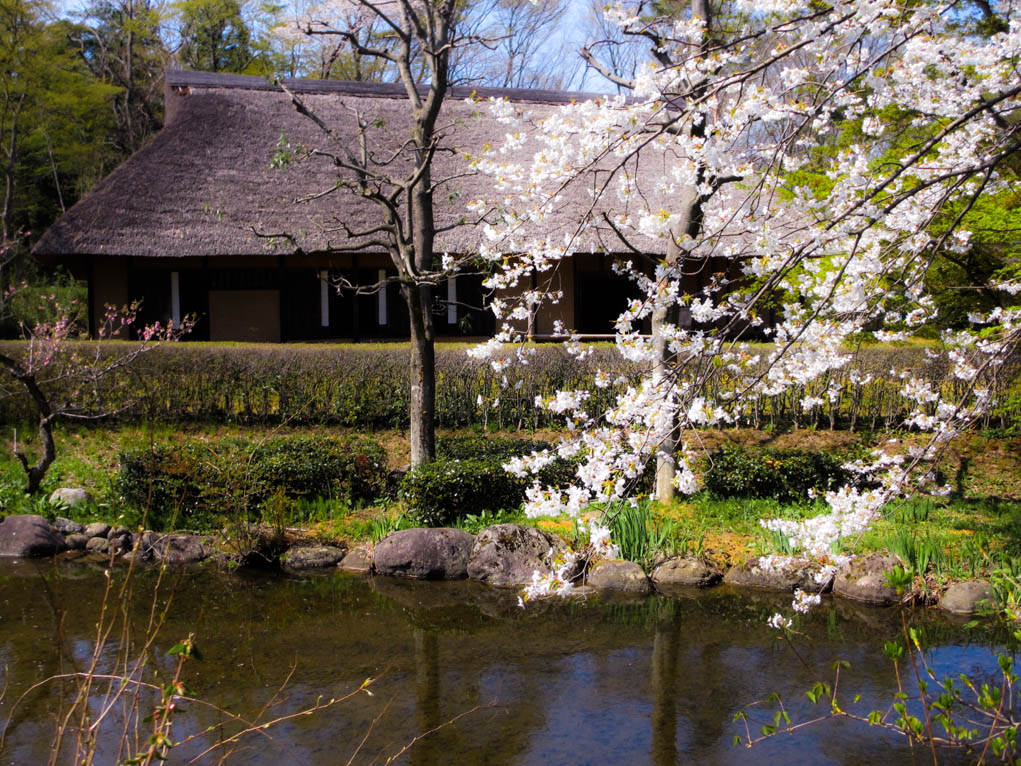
[[89, 255, 499, 342]]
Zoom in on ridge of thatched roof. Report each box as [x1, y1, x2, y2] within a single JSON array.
[[164, 69, 614, 104], [33, 69, 672, 260]]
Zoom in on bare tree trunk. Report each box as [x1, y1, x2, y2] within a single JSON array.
[[2, 94, 25, 244], [402, 32, 449, 467], [407, 282, 436, 467], [24, 407, 55, 495]]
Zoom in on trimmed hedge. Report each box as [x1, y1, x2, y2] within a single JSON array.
[[118, 434, 387, 530], [701, 446, 849, 504], [2, 341, 1018, 431]]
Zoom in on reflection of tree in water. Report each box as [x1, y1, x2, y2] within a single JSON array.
[[407, 627, 550, 766], [650, 602, 683, 766], [643, 599, 734, 760], [411, 629, 442, 766]]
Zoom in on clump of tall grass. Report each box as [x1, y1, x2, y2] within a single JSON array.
[[368, 511, 415, 542], [605, 500, 676, 572], [885, 528, 948, 578]]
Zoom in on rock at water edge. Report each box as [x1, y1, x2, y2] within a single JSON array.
[[284, 546, 346, 570], [723, 557, 832, 593], [833, 553, 901, 606], [0, 514, 68, 557], [940, 580, 995, 615], [652, 557, 723, 589], [373, 528, 475, 580], [587, 559, 651, 594], [467, 524, 565, 587]]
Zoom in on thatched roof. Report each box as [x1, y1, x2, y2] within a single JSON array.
[[34, 70, 673, 259]]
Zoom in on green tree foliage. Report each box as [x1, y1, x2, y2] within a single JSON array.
[[0, 0, 117, 254], [174, 0, 269, 74], [73, 0, 169, 155]]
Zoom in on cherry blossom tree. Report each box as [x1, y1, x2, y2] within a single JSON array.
[[467, 0, 1021, 613], [0, 285, 190, 493]]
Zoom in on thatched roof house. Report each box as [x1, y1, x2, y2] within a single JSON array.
[[34, 70, 686, 342]]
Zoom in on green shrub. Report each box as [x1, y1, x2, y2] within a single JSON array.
[[117, 443, 214, 530], [702, 446, 848, 504], [400, 458, 525, 527], [252, 435, 387, 502], [400, 454, 578, 527], [117, 434, 388, 530]]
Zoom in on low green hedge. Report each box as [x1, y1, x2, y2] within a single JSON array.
[[118, 434, 387, 530], [400, 444, 578, 526], [5, 341, 1013, 431], [701, 446, 849, 504], [253, 435, 387, 501]]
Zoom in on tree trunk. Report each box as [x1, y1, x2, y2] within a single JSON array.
[[23, 409, 56, 495], [652, 235, 682, 502], [407, 281, 436, 467], [404, 70, 445, 468], [2, 93, 25, 244], [652, 190, 701, 502], [0, 355, 58, 494], [653, 0, 712, 503]]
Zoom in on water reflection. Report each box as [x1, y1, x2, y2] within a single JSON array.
[[651, 602, 681, 765], [0, 558, 1013, 765]]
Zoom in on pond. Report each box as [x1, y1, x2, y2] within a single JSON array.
[[0, 557, 1012, 765]]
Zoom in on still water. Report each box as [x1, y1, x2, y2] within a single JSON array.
[[0, 556, 1011, 765]]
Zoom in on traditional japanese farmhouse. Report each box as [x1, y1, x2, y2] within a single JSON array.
[[33, 70, 710, 342]]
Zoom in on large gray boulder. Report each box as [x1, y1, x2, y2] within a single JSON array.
[[833, 553, 901, 606], [723, 556, 832, 593], [652, 557, 723, 590], [373, 528, 475, 580], [586, 559, 651, 593], [0, 514, 68, 557], [467, 524, 565, 587], [49, 488, 92, 508], [283, 545, 346, 571], [146, 533, 215, 565], [941, 580, 995, 615]]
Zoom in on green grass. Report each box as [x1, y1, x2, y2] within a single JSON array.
[[687, 495, 825, 537]]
